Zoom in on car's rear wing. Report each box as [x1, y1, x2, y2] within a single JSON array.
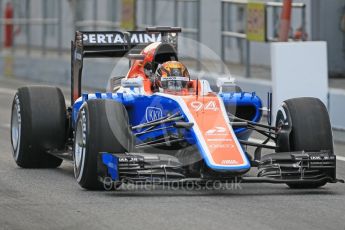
[[71, 27, 182, 104]]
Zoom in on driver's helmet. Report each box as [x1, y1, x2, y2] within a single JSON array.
[[156, 61, 190, 92]]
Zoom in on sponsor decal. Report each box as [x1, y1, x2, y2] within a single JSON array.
[[82, 33, 161, 45], [221, 159, 239, 165], [119, 157, 140, 163], [209, 144, 234, 149], [310, 155, 330, 160], [206, 126, 226, 136], [145, 107, 163, 122], [121, 78, 143, 88], [161, 76, 189, 81], [206, 138, 233, 142]]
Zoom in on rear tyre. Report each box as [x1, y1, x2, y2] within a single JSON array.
[[73, 99, 133, 190], [275, 97, 333, 189], [10, 86, 66, 168]]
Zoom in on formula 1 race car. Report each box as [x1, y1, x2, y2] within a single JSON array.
[[10, 27, 343, 190]]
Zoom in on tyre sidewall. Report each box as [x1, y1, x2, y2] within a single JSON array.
[[10, 87, 65, 168], [73, 99, 133, 190], [74, 105, 89, 184], [276, 103, 292, 152]]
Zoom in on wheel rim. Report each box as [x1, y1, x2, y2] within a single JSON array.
[[74, 121, 84, 167], [11, 95, 21, 160], [74, 110, 86, 182]]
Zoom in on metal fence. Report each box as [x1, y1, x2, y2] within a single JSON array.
[[0, 0, 306, 74], [74, 0, 121, 31], [0, 0, 122, 56], [136, 0, 200, 39], [0, 0, 200, 65], [0, 0, 61, 55], [221, 0, 306, 77], [136, 0, 201, 70], [265, 1, 306, 42]]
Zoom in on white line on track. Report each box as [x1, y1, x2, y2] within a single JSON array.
[[336, 156, 345, 162], [0, 87, 16, 95], [0, 123, 10, 129]]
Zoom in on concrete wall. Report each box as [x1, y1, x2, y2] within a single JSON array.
[[312, 0, 345, 77]]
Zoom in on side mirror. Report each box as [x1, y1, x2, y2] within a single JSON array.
[[217, 77, 236, 94]]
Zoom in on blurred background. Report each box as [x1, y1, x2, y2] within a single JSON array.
[[0, 0, 345, 136], [1, 0, 345, 76]]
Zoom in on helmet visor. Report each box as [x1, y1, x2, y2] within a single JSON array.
[[161, 76, 189, 91]]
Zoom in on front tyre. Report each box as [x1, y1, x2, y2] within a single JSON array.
[[275, 97, 334, 189], [73, 99, 133, 190]]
